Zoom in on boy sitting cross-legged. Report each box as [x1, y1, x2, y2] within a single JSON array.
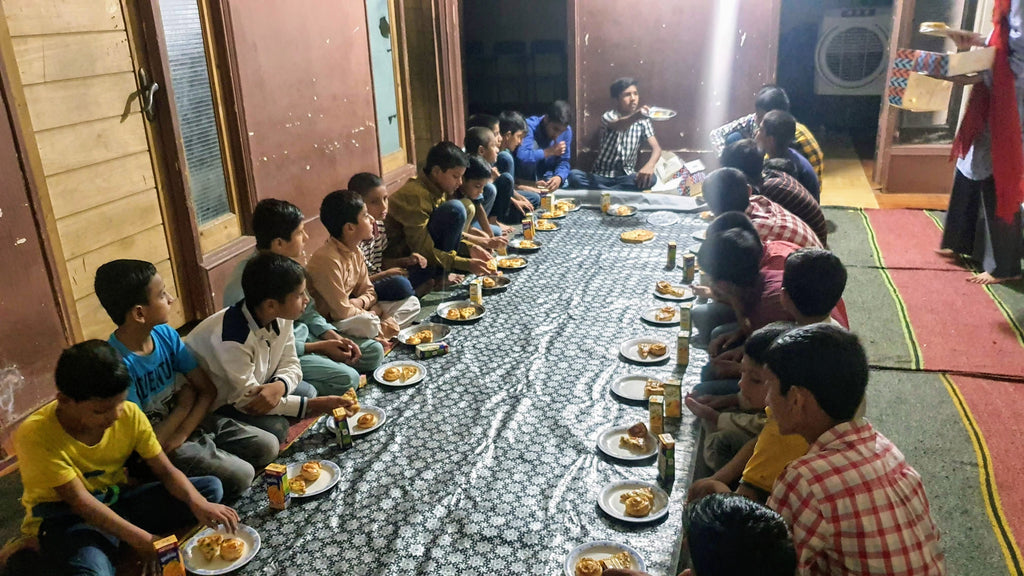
[[307, 190, 421, 340], [223, 199, 384, 396], [385, 141, 493, 289], [13, 341, 238, 576], [96, 260, 279, 501], [348, 172, 428, 304], [766, 325, 946, 575], [189, 253, 353, 443], [464, 126, 515, 237]]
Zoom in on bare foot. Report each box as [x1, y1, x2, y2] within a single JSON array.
[[967, 272, 1022, 285], [935, 248, 957, 258]]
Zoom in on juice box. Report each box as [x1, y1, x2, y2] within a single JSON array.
[[664, 379, 681, 418], [601, 192, 612, 213], [649, 394, 664, 435], [332, 407, 353, 451], [682, 254, 696, 284], [154, 535, 185, 576], [677, 332, 690, 367], [416, 342, 450, 359], [678, 302, 692, 334], [469, 278, 483, 304], [657, 433, 676, 486], [541, 192, 554, 212], [522, 218, 535, 240], [264, 463, 290, 509], [666, 241, 677, 270]]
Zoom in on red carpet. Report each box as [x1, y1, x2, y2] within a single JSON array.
[[865, 210, 965, 271], [948, 375, 1024, 569], [863, 209, 1024, 379]]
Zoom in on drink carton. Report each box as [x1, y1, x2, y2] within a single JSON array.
[[664, 379, 681, 418], [657, 433, 676, 487], [332, 407, 353, 451], [154, 535, 185, 576], [649, 395, 664, 435], [264, 463, 290, 509]]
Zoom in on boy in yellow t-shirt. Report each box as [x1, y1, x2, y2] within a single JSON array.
[[12, 340, 238, 576]]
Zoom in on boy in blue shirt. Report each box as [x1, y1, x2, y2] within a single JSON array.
[[756, 110, 821, 202], [96, 260, 278, 501], [515, 100, 574, 192]]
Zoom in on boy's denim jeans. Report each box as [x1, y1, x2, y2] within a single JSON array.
[[37, 476, 223, 576]]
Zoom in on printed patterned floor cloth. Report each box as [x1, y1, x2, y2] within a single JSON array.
[[225, 207, 710, 576]]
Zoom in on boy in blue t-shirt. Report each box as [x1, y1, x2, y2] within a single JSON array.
[[96, 260, 279, 500], [756, 110, 820, 202]]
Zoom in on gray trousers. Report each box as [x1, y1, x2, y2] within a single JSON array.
[[941, 169, 1023, 278], [169, 413, 280, 501], [216, 380, 318, 444]]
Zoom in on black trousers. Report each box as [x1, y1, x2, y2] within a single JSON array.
[[941, 169, 1023, 278]]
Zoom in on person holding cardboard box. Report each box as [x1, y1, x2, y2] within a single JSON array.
[[941, 2, 1024, 284]]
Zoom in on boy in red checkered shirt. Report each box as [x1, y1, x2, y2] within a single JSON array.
[[764, 324, 945, 576]]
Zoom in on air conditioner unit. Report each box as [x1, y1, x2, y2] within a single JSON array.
[[815, 8, 892, 96]]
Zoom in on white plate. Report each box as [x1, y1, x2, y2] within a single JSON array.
[[596, 425, 658, 461], [564, 541, 646, 576], [397, 323, 451, 346], [607, 204, 638, 217], [325, 404, 386, 436], [538, 210, 567, 220], [285, 459, 341, 498], [692, 229, 706, 241], [495, 256, 528, 271], [610, 373, 656, 402], [373, 360, 427, 386], [479, 275, 512, 293], [919, 23, 971, 37], [535, 221, 561, 232], [641, 305, 679, 326], [619, 337, 670, 363], [646, 211, 680, 226], [435, 300, 486, 322], [509, 238, 542, 252], [597, 480, 671, 523], [183, 524, 260, 575], [645, 106, 677, 121], [653, 284, 695, 302]]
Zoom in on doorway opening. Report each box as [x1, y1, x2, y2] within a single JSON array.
[[462, 0, 569, 117]]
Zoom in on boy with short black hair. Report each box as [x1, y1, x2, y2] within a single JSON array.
[[720, 139, 826, 243], [14, 340, 238, 576], [782, 248, 848, 326], [703, 168, 823, 249], [567, 76, 662, 191], [765, 325, 945, 575], [385, 141, 493, 288], [96, 260, 278, 501], [348, 172, 427, 303], [515, 100, 574, 191], [189, 253, 352, 443], [308, 190, 419, 339], [757, 110, 821, 202], [222, 198, 383, 398], [463, 126, 512, 236], [709, 84, 824, 181], [496, 110, 541, 217]]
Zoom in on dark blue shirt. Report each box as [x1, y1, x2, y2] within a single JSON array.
[[786, 148, 821, 203], [515, 115, 572, 183]]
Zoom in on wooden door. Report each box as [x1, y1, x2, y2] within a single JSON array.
[[0, 56, 68, 447]]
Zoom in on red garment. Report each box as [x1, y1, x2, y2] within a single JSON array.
[[746, 270, 795, 331], [951, 0, 1024, 222], [761, 240, 802, 271], [769, 420, 946, 575]]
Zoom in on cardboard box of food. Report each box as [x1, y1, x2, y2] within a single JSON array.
[[887, 71, 953, 111], [892, 47, 995, 77]]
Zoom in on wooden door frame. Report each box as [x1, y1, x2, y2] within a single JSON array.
[[434, 0, 465, 142], [124, 0, 256, 318], [374, 0, 418, 191], [0, 7, 79, 341]]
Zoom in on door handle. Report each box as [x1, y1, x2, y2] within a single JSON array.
[[137, 68, 160, 122]]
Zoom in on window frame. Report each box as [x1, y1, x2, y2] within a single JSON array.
[[368, 0, 417, 189]]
